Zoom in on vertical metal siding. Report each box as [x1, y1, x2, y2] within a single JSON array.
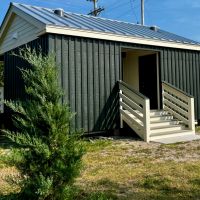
[[98, 40, 105, 130], [4, 33, 200, 131], [87, 39, 94, 131], [62, 36, 69, 103], [93, 40, 100, 130], [158, 48, 200, 120], [48, 35, 121, 132], [4, 35, 49, 101], [75, 38, 82, 129], [81, 39, 88, 130], [182, 52, 186, 91], [68, 37, 76, 128], [196, 53, 200, 117], [48, 35, 200, 126]]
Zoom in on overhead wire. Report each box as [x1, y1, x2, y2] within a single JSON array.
[[104, 1, 130, 14], [130, 0, 139, 23], [103, 0, 136, 21], [38, 0, 147, 24]]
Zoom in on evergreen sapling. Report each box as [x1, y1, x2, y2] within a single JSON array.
[[3, 48, 85, 200]]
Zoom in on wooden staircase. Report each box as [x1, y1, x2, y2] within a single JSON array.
[[119, 81, 197, 143], [149, 110, 194, 142]]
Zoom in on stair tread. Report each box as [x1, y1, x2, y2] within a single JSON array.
[[150, 119, 179, 124], [151, 124, 183, 130], [150, 129, 192, 137], [150, 110, 167, 113], [150, 114, 172, 118], [150, 110, 169, 113], [150, 134, 200, 144]]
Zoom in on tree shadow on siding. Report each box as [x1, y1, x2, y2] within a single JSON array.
[[93, 83, 120, 132]]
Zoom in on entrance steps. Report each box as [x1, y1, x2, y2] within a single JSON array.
[[123, 109, 198, 144], [149, 110, 197, 143], [119, 80, 198, 144]]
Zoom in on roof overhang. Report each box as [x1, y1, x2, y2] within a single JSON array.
[[41, 25, 200, 51], [1, 3, 200, 54]]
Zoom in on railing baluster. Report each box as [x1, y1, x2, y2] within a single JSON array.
[[162, 81, 195, 133], [119, 81, 150, 142], [188, 97, 195, 132], [144, 99, 150, 142], [119, 89, 123, 128]]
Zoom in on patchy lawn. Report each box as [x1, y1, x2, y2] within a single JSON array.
[[77, 138, 200, 200], [1, 136, 200, 199]]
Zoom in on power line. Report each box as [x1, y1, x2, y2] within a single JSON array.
[[87, 0, 104, 16], [106, 1, 126, 11], [104, 1, 130, 14], [130, 0, 139, 23], [115, 7, 133, 20]]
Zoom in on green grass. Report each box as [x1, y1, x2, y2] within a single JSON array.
[[76, 139, 200, 200], [1, 138, 200, 199], [196, 126, 200, 133]]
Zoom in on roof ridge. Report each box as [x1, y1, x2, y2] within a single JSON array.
[[65, 11, 146, 27], [12, 2, 151, 28]]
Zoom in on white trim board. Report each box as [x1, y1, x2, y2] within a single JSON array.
[[44, 25, 200, 51]]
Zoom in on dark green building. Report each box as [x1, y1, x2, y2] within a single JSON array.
[[0, 3, 200, 142]]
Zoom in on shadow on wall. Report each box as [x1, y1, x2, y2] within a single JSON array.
[[93, 82, 120, 132]]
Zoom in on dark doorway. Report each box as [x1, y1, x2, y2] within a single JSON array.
[[139, 54, 158, 109]]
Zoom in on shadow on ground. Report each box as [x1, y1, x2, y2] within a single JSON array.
[[86, 177, 200, 200]]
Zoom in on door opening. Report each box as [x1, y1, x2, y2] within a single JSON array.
[[139, 54, 158, 109], [122, 48, 160, 110]]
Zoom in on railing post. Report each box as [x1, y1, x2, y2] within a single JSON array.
[[188, 97, 195, 132], [119, 89, 123, 128], [144, 99, 150, 142], [162, 83, 165, 110]]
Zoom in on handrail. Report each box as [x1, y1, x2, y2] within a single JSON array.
[[119, 80, 148, 100], [162, 81, 193, 98], [119, 81, 150, 142], [162, 82, 195, 132]]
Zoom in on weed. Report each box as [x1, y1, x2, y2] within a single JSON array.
[[82, 139, 112, 152], [141, 175, 171, 191]]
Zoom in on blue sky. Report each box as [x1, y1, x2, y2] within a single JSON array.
[[1, 0, 200, 41]]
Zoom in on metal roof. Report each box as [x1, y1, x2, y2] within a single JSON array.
[[6, 3, 200, 46]]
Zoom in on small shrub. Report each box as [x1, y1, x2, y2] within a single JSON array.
[[2, 48, 85, 199]]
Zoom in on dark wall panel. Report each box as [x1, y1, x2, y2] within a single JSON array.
[[158, 48, 200, 120], [4, 33, 200, 132], [48, 35, 121, 132], [4, 35, 49, 101]]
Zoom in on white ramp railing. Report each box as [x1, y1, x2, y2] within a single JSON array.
[[162, 81, 195, 132], [0, 87, 3, 113], [119, 81, 150, 142]]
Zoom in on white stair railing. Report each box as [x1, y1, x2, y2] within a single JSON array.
[[119, 81, 150, 142], [0, 87, 3, 113], [162, 81, 195, 133]]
